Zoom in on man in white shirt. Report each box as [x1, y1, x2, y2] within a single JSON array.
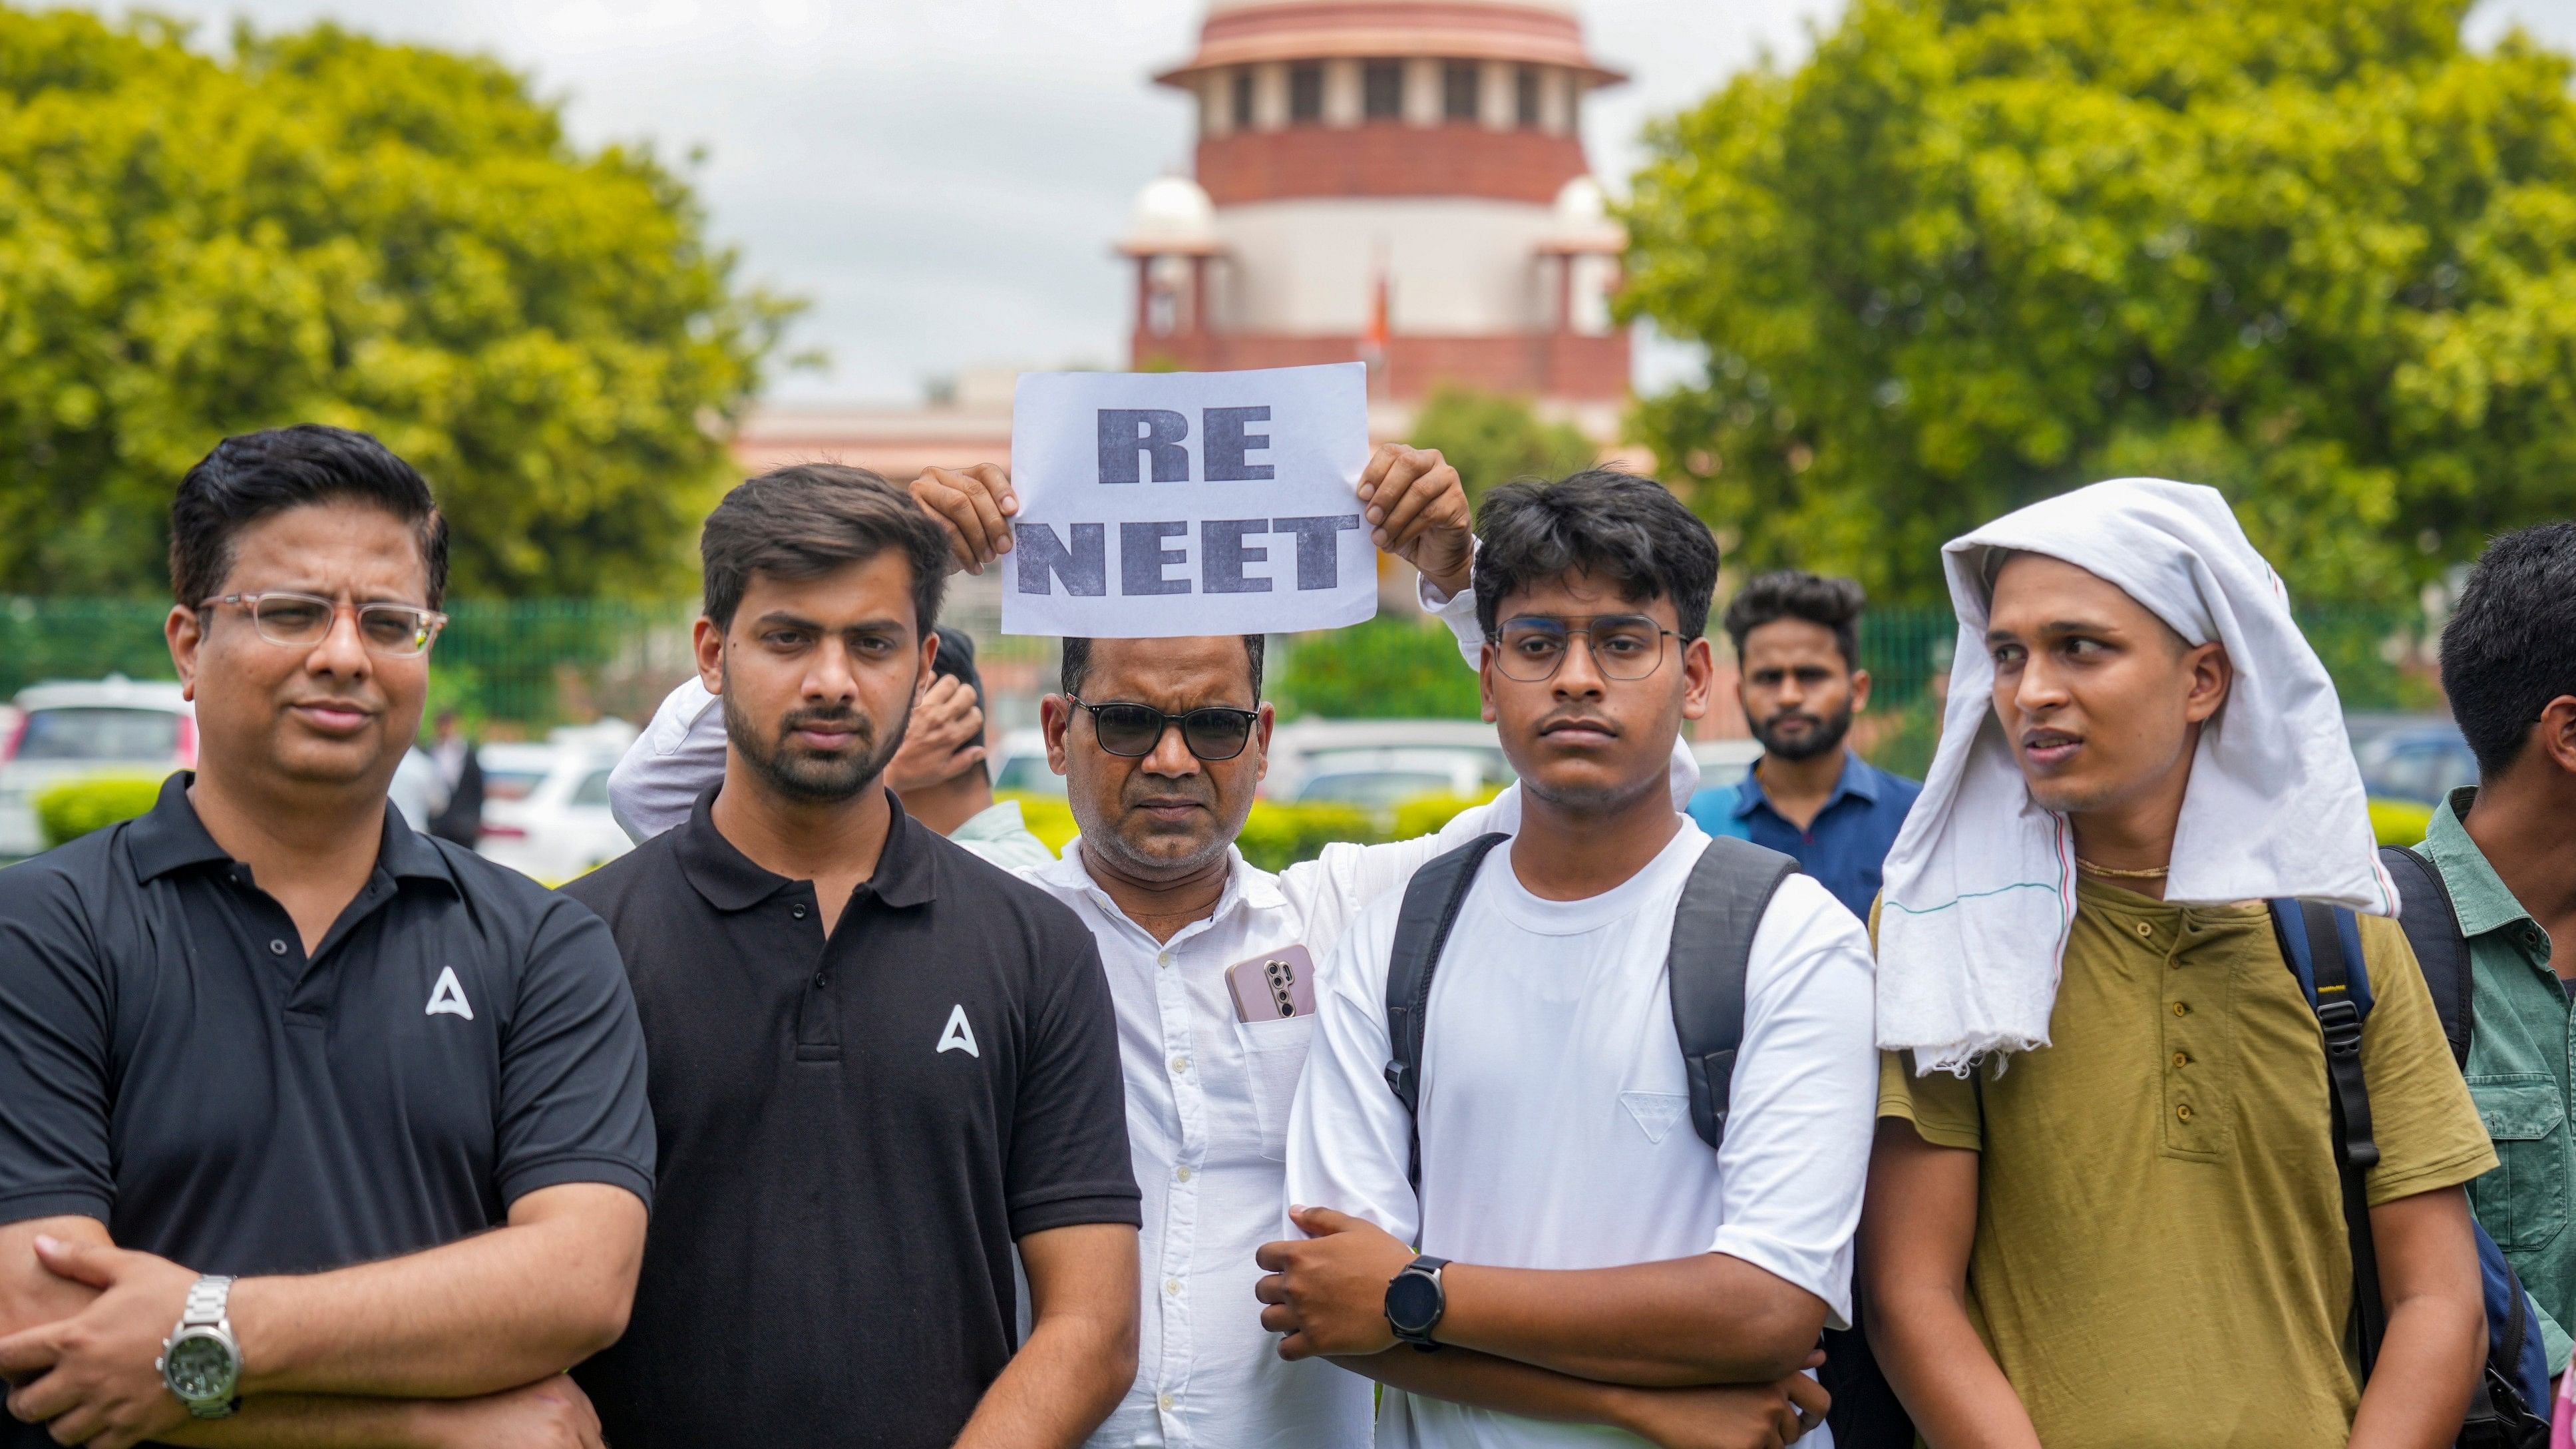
[[604, 452, 1702, 1449], [1260, 471, 1877, 1449]]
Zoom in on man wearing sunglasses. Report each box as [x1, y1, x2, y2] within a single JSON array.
[[603, 448, 1705, 1448], [1260, 471, 1877, 1449], [0, 425, 654, 1449]]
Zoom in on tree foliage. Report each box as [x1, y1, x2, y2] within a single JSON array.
[[1622, 0, 2576, 604], [1407, 385, 1600, 499], [0, 8, 794, 598]]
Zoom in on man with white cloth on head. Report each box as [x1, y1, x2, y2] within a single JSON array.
[[1859, 479, 2495, 1449]]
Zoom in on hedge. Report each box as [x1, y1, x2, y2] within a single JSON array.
[[37, 773, 172, 849]]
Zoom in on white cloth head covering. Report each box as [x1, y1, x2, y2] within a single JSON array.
[[1876, 478, 2397, 1076]]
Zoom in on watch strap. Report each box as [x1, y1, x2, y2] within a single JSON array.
[[181, 1275, 236, 1330]]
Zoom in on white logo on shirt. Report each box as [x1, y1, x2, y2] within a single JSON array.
[[936, 1003, 980, 1058], [1619, 1092, 1686, 1145], [425, 966, 474, 1022]]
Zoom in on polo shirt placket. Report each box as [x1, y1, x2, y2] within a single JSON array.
[[2424, 788, 2576, 1373]]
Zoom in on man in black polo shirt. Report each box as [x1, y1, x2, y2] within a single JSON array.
[[566, 465, 1139, 1449], [0, 425, 654, 1448]]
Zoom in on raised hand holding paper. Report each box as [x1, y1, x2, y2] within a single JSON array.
[[1002, 362, 1376, 638]]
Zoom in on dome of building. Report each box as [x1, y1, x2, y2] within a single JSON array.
[[1161, 0, 1620, 85], [1119, 175, 1219, 257], [1554, 174, 1604, 223]]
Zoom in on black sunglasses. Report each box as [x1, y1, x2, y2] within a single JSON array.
[[1067, 695, 1259, 761]]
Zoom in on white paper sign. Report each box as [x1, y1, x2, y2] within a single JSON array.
[[1002, 363, 1376, 638]]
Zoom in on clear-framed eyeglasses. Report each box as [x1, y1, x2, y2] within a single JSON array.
[[197, 592, 449, 658], [1494, 614, 1681, 683]]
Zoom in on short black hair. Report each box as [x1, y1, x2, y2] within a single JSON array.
[[170, 425, 449, 608], [1060, 636, 1265, 700], [1722, 570, 1867, 668], [932, 625, 986, 717], [2440, 521, 2576, 778], [700, 465, 950, 634], [1473, 470, 1718, 642]]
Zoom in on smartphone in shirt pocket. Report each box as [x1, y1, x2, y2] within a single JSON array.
[[1226, 946, 1318, 1161]]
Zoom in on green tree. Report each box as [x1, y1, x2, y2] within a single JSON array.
[[1407, 385, 1600, 499], [1622, 0, 2576, 605], [0, 9, 794, 598]]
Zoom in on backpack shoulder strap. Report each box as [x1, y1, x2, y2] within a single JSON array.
[[1668, 836, 1801, 1153], [1384, 833, 1511, 1191], [2271, 897, 2388, 1380], [2377, 844, 2473, 1070]]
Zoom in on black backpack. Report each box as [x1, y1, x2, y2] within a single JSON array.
[[1381, 832, 1797, 1186], [2269, 890, 2550, 1448], [1381, 832, 1920, 1447]]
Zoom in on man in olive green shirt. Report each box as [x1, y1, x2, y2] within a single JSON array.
[[2416, 521, 2576, 1379], [1863, 481, 2494, 1449]]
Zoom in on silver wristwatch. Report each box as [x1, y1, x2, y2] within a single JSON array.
[[156, 1275, 242, 1419]]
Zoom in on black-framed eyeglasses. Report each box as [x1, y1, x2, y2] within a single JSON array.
[[1067, 696, 1259, 761], [1495, 614, 1680, 683], [198, 592, 448, 658]]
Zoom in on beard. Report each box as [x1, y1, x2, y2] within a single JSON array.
[[722, 680, 913, 804], [1751, 703, 1853, 762]]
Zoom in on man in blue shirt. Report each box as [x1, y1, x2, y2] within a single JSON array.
[[1690, 570, 1922, 921], [1689, 568, 1923, 1447]]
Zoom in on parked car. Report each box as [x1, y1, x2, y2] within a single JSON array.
[[0, 678, 194, 859], [2354, 720, 2480, 807], [1291, 747, 1503, 809], [988, 727, 1064, 797], [475, 740, 633, 885], [1267, 719, 1510, 800], [1690, 737, 1764, 787]]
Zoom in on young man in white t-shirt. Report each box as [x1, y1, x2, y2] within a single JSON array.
[[1260, 471, 1879, 1449]]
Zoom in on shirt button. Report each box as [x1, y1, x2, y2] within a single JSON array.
[[1164, 1278, 1181, 1296], [1159, 1394, 1176, 1411], [792, 904, 809, 919], [1171, 1055, 1191, 1074], [1174, 1165, 1193, 1183], [2135, 921, 2155, 938], [813, 973, 828, 989], [269, 939, 287, 956], [2173, 1052, 2189, 1068], [1157, 952, 1173, 968], [2176, 1103, 2195, 1122], [2172, 1001, 2189, 1017]]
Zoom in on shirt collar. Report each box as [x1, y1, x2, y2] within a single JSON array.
[[2424, 786, 2539, 938], [127, 771, 457, 891], [1731, 751, 1878, 819], [1045, 840, 1283, 925], [674, 783, 938, 913]]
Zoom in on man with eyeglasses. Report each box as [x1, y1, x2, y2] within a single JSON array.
[[0, 425, 654, 1449], [604, 449, 1706, 1448], [1258, 471, 1875, 1449]]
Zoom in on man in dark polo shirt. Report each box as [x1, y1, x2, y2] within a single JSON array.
[[0, 425, 653, 1449], [566, 464, 1139, 1449]]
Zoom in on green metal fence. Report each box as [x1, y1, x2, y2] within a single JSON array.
[[1, 597, 2440, 737]]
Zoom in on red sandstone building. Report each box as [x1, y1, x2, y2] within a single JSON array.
[[735, 0, 1633, 483], [1123, 0, 1629, 413]]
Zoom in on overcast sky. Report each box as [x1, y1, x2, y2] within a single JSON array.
[[65, 0, 2576, 405]]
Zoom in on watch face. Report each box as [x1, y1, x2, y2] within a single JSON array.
[[1386, 1269, 1442, 1335], [162, 1330, 238, 1402]]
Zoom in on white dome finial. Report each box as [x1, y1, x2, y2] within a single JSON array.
[[1120, 175, 1218, 256]]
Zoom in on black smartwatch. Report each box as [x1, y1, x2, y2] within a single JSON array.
[[1384, 1255, 1449, 1351]]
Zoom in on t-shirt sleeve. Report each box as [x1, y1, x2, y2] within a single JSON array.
[[1282, 903, 1422, 1247], [1005, 927, 1141, 1237], [493, 898, 657, 1210], [606, 678, 725, 845], [1708, 876, 1880, 1330], [2354, 914, 2498, 1205], [0, 866, 115, 1226]]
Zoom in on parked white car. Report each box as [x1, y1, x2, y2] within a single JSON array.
[[474, 738, 634, 885], [1690, 737, 1764, 787], [988, 727, 1063, 797], [0, 678, 194, 859], [1266, 719, 1510, 800]]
